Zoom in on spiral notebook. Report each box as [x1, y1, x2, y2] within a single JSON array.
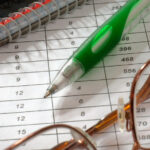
[[0, 0, 35, 18], [0, 0, 150, 149]]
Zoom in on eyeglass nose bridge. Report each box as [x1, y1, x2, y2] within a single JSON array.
[[125, 111, 132, 132], [71, 127, 97, 150]]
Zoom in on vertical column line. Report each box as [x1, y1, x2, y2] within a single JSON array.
[[92, 0, 120, 149], [143, 19, 150, 50], [103, 61, 120, 150], [44, 26, 59, 144]]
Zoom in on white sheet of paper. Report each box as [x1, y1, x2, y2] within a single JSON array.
[[0, 0, 150, 149]]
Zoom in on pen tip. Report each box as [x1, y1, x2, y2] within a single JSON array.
[[44, 91, 51, 98], [44, 84, 58, 99]]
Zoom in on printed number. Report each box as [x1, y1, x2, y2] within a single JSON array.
[[139, 135, 150, 140], [71, 41, 75, 45], [16, 104, 24, 109], [69, 21, 73, 25], [18, 129, 26, 135], [16, 90, 24, 96], [16, 65, 21, 70], [137, 107, 146, 113], [17, 116, 25, 121], [138, 121, 148, 127], [79, 99, 84, 104], [120, 46, 131, 51], [126, 82, 132, 87], [77, 86, 82, 90], [112, 5, 121, 10], [121, 57, 134, 62], [124, 68, 136, 74], [16, 77, 21, 82], [122, 36, 129, 41], [81, 112, 85, 117], [15, 55, 20, 60], [14, 45, 19, 49], [70, 31, 74, 35]]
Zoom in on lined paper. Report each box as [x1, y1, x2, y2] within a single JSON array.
[[0, 0, 150, 149]]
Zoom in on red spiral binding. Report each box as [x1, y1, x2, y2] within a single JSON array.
[[0, 0, 52, 26]]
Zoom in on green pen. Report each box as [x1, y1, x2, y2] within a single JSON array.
[[44, 0, 150, 98]]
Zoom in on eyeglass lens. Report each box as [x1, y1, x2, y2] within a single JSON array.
[[134, 64, 150, 148]]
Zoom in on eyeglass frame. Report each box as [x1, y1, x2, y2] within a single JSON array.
[[128, 59, 150, 150], [6, 60, 150, 150]]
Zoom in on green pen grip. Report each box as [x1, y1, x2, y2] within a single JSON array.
[[73, 0, 149, 73]]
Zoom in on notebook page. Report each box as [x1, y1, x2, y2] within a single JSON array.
[[0, 0, 150, 149]]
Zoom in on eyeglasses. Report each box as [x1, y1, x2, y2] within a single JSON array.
[[6, 60, 150, 150]]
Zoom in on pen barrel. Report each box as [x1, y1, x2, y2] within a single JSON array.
[[73, 0, 150, 73], [0, 0, 88, 47]]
